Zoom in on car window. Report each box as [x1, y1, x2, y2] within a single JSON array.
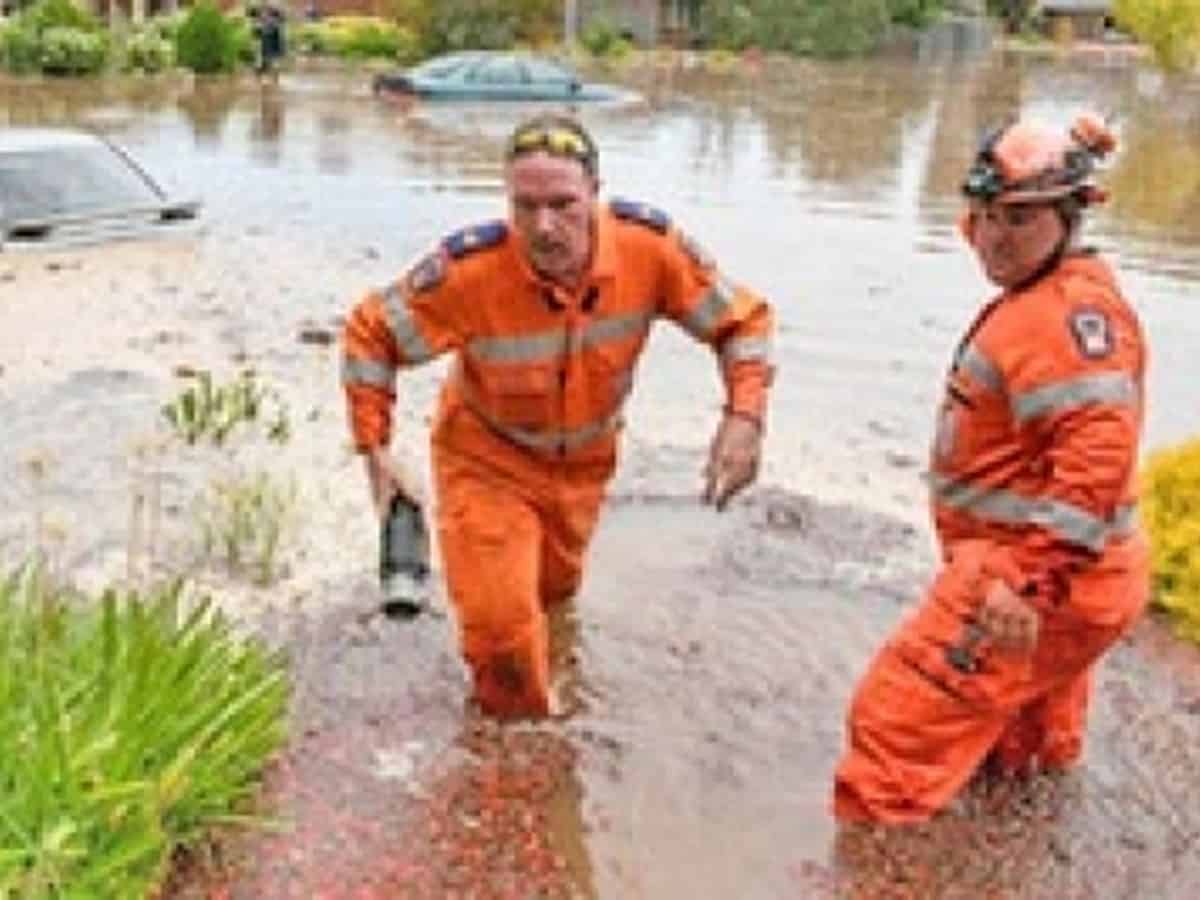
[[0, 143, 163, 223], [410, 56, 469, 80], [469, 57, 528, 85], [523, 58, 574, 85]]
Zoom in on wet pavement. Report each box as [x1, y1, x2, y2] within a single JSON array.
[[3, 49, 1200, 898]]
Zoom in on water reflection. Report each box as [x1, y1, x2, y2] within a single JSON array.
[[176, 80, 240, 146]]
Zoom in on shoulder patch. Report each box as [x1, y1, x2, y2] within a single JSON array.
[[1068, 306, 1113, 359], [610, 198, 670, 233], [406, 250, 446, 294], [443, 220, 508, 259]]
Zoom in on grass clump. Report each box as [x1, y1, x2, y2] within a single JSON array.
[[0, 567, 288, 897], [162, 369, 290, 448], [197, 470, 297, 586], [1142, 436, 1200, 642]]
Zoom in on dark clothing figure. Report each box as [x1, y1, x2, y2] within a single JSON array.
[[252, 6, 286, 76]]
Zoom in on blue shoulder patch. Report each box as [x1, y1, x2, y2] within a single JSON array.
[[443, 220, 508, 259], [610, 198, 670, 234]]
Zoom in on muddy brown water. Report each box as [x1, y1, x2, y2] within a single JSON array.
[[2, 51, 1200, 898]]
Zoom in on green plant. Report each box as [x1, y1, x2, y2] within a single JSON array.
[[1115, 0, 1200, 72], [17, 0, 103, 36], [1142, 437, 1200, 641], [1, 23, 42, 73], [0, 567, 288, 897], [313, 16, 420, 60], [196, 470, 297, 585], [162, 370, 290, 448], [38, 25, 108, 74], [888, 0, 944, 28], [122, 27, 175, 73], [174, 0, 240, 73]]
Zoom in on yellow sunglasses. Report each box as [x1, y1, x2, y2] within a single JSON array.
[[507, 125, 596, 172]]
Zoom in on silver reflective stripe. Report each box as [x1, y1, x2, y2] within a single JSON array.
[[579, 310, 653, 351], [1012, 371, 1138, 424], [341, 356, 396, 389], [470, 330, 565, 364], [468, 311, 653, 364], [958, 343, 1004, 393], [382, 284, 436, 364], [930, 473, 1136, 552], [679, 284, 732, 341], [470, 404, 623, 453], [721, 335, 771, 366]]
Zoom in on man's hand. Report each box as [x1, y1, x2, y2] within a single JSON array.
[[702, 413, 762, 512], [363, 448, 421, 520], [978, 579, 1039, 655]]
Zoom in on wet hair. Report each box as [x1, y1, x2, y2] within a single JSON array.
[[505, 114, 599, 178]]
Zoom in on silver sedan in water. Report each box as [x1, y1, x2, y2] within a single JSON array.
[[0, 128, 200, 252]]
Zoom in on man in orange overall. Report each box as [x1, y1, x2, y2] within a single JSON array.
[[341, 114, 774, 718], [833, 114, 1150, 822]]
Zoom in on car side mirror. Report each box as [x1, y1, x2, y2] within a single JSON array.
[[569, 79, 581, 94]]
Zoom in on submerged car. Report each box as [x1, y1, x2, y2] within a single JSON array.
[[372, 51, 630, 103], [0, 128, 200, 251]]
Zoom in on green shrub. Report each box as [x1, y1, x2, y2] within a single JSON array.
[[123, 27, 175, 73], [174, 0, 240, 73], [1115, 0, 1200, 72], [18, 0, 103, 36], [1142, 437, 1200, 641], [162, 370, 290, 448], [422, 0, 521, 53], [888, 0, 944, 28], [38, 25, 108, 74], [1, 23, 42, 73], [579, 16, 624, 56], [699, 0, 893, 56], [0, 567, 288, 897]]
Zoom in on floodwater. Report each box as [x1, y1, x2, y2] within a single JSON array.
[[2, 49, 1200, 898]]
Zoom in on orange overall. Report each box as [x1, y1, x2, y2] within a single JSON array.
[[834, 254, 1150, 823], [342, 200, 773, 716]]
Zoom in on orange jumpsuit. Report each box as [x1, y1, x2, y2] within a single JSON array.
[[342, 200, 773, 716], [834, 253, 1150, 823]]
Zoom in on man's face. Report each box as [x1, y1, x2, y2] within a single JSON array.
[[969, 199, 1066, 289], [507, 152, 598, 285]]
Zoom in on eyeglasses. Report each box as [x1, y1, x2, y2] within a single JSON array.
[[506, 125, 596, 172]]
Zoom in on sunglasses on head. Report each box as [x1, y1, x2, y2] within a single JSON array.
[[507, 125, 596, 172]]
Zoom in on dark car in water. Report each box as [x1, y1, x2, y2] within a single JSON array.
[[372, 51, 631, 103], [0, 128, 199, 251]]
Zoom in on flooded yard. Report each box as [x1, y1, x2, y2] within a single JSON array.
[[2, 49, 1200, 898]]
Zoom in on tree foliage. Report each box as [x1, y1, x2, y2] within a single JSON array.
[[1115, 0, 1200, 71]]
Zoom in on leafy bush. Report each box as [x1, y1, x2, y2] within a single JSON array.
[[1, 23, 42, 73], [123, 27, 175, 73], [305, 16, 421, 60], [1115, 0, 1200, 72], [39, 25, 108, 74], [174, 0, 240, 73], [1142, 437, 1200, 641], [699, 0, 893, 56], [0, 568, 288, 897], [162, 370, 290, 448], [888, 0, 944, 28], [18, 0, 103, 36], [579, 16, 625, 57]]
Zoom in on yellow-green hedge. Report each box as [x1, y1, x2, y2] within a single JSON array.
[[1142, 437, 1200, 642]]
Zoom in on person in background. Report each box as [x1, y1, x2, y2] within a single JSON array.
[[341, 114, 774, 718], [833, 113, 1150, 822]]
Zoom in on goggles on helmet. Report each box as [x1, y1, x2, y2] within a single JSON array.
[[961, 120, 1103, 206]]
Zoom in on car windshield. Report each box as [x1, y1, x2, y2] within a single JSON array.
[[0, 142, 163, 223]]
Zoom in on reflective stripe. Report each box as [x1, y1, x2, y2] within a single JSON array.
[[679, 284, 732, 341], [470, 404, 623, 453], [470, 330, 565, 364], [341, 356, 396, 389], [930, 474, 1137, 552], [469, 311, 653, 364], [721, 335, 771, 366], [382, 284, 436, 364], [1012, 371, 1138, 424], [958, 343, 1003, 393], [578, 310, 653, 351]]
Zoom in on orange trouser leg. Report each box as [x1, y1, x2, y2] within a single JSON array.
[[833, 549, 1144, 824], [991, 666, 1093, 774], [435, 455, 550, 718], [538, 474, 606, 608]]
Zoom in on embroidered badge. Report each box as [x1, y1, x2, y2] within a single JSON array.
[[1068, 307, 1113, 359], [678, 231, 715, 271], [407, 251, 445, 294]]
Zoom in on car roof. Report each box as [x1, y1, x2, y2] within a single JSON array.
[[0, 128, 105, 154]]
